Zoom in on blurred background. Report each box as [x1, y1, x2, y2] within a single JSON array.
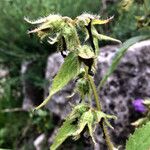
[[0, 0, 149, 150]]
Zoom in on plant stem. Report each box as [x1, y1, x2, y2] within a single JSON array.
[[102, 121, 114, 150], [85, 67, 115, 150], [84, 66, 101, 111], [88, 75, 102, 111]]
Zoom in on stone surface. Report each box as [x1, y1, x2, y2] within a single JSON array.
[[21, 60, 44, 111], [22, 40, 150, 149]]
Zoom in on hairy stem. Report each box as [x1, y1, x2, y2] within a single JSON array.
[[85, 67, 101, 110], [102, 121, 114, 150], [85, 67, 115, 150], [88, 75, 102, 111]]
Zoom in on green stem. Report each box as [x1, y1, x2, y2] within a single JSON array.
[[84, 67, 101, 110], [88, 75, 102, 111], [102, 121, 114, 150], [85, 67, 115, 150]]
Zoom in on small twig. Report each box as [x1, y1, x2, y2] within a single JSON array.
[[102, 121, 115, 150], [85, 67, 115, 150], [0, 107, 26, 113]]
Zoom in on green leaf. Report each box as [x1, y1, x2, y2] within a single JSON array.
[[98, 35, 150, 90], [35, 52, 80, 110], [50, 119, 77, 150], [126, 121, 150, 150], [50, 103, 89, 150]]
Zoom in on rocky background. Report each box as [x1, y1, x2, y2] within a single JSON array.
[[21, 40, 150, 150]]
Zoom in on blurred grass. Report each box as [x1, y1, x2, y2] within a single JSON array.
[[0, 0, 100, 149]]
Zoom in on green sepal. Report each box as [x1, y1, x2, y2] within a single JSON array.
[[131, 117, 148, 127], [67, 103, 90, 121], [92, 16, 113, 25], [92, 27, 121, 43], [76, 78, 90, 99], [72, 109, 96, 144], [77, 45, 95, 59]]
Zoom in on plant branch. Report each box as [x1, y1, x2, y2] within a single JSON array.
[[102, 121, 115, 150], [88, 75, 102, 111], [0, 107, 27, 113], [85, 67, 115, 150]]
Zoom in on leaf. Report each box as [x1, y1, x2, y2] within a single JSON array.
[[34, 52, 80, 110], [98, 35, 150, 90], [50, 103, 89, 150], [126, 121, 150, 150], [50, 119, 77, 150]]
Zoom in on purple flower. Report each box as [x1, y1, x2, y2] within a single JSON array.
[[132, 98, 147, 113]]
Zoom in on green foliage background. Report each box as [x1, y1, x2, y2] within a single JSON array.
[[0, 0, 149, 149], [0, 0, 100, 149]]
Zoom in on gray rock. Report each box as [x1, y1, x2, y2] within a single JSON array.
[[45, 40, 150, 149], [22, 40, 150, 149], [34, 134, 46, 150], [21, 60, 45, 111]]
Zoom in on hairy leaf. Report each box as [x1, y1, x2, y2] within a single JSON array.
[[94, 110, 117, 129], [98, 35, 150, 90], [50, 103, 89, 150], [126, 121, 150, 150], [50, 119, 77, 150], [35, 52, 80, 110]]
